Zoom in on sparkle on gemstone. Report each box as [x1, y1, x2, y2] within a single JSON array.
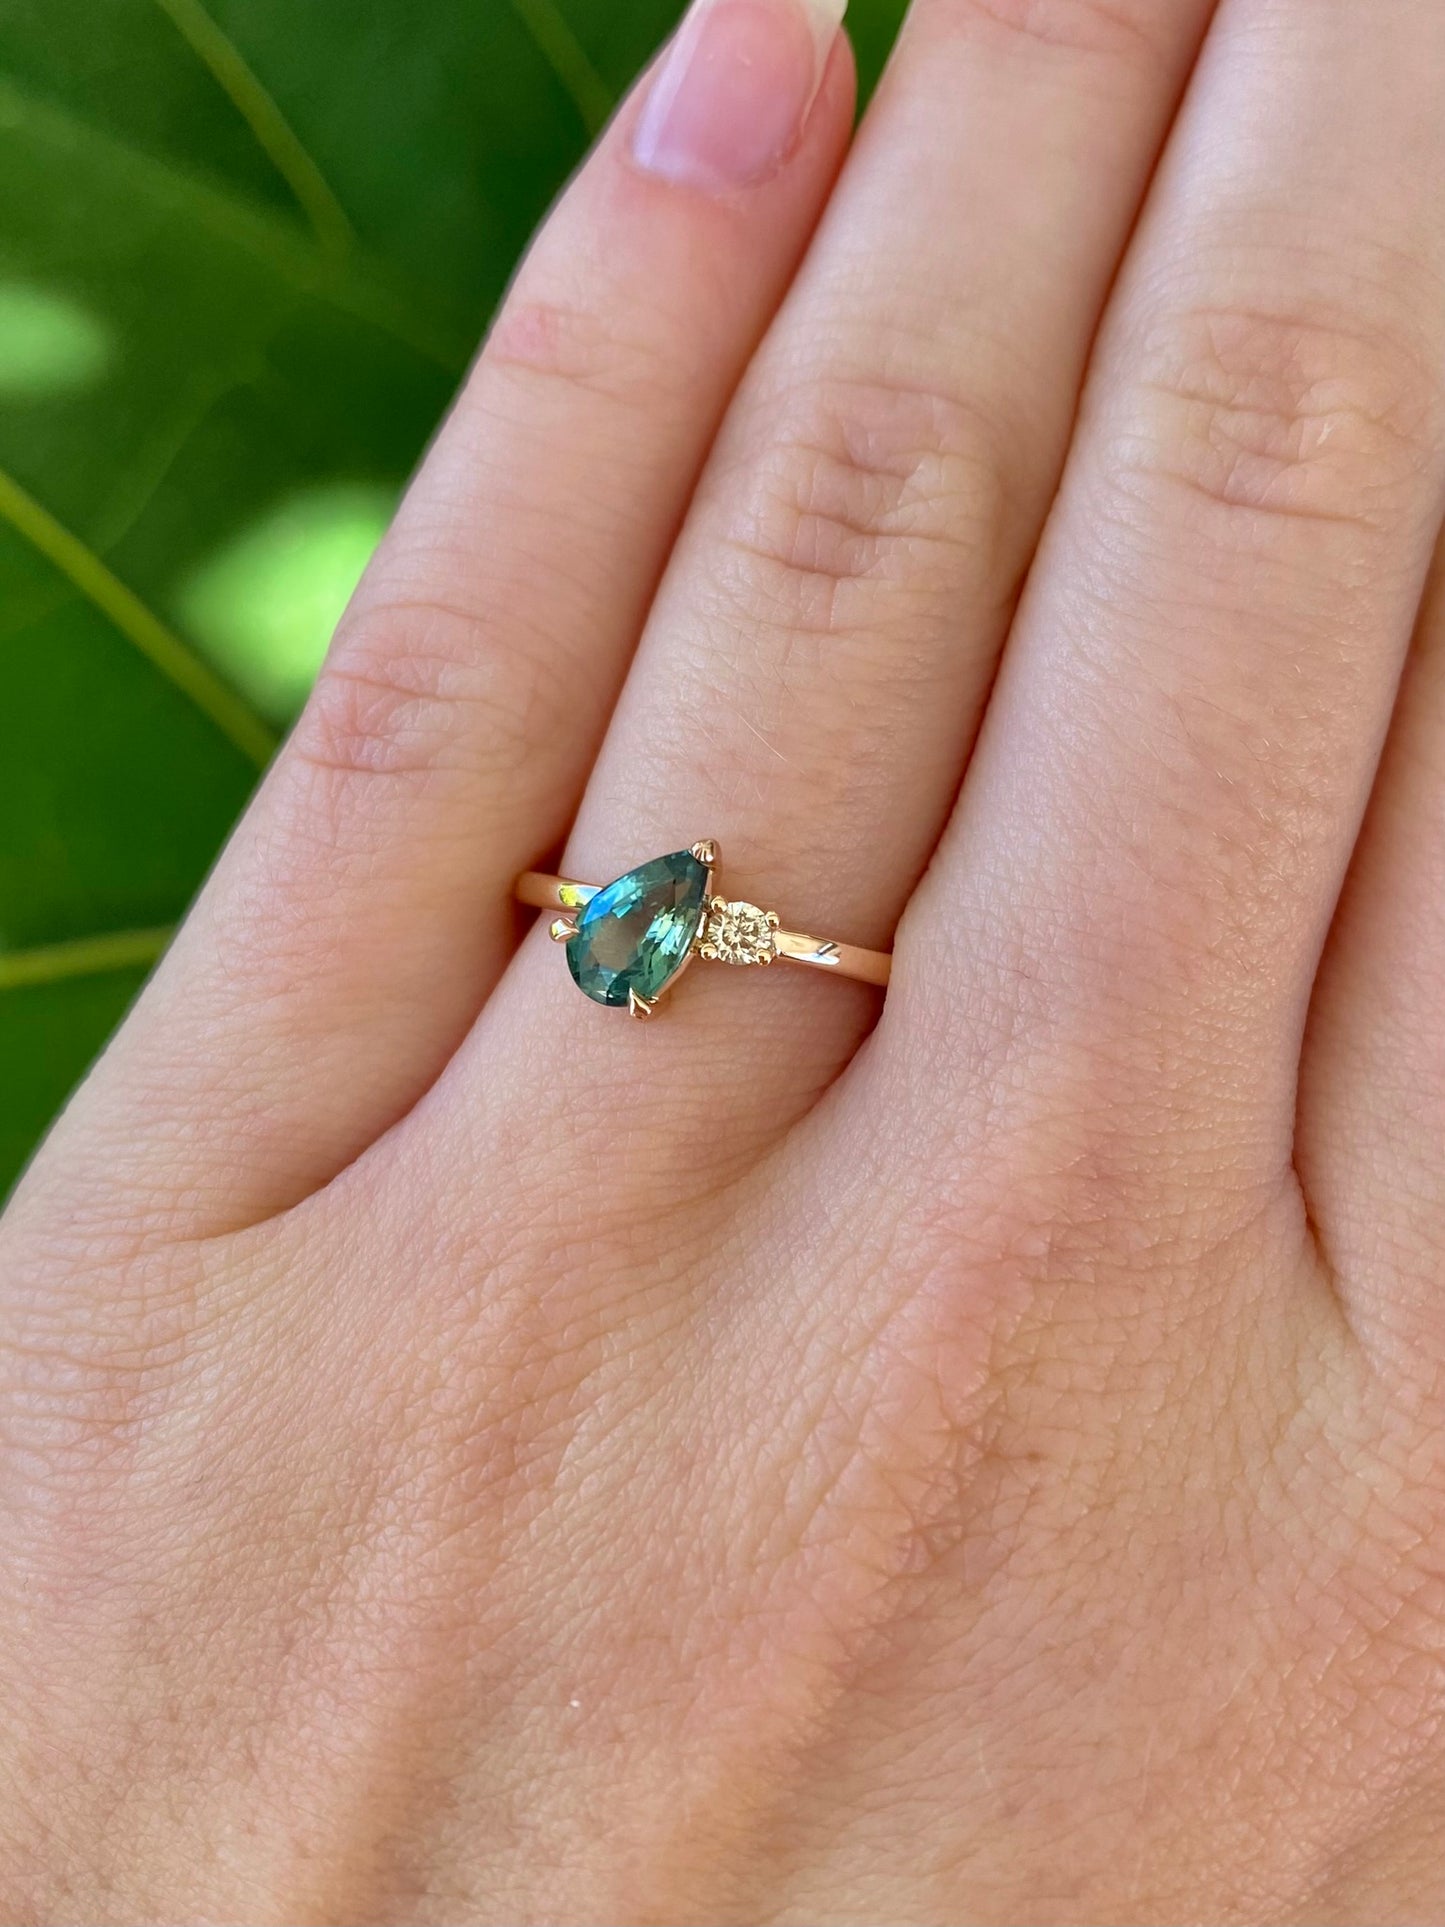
[[698, 897, 779, 967], [565, 850, 709, 1008]]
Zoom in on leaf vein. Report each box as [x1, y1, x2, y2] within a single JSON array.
[[505, 0, 615, 136], [0, 75, 471, 372], [0, 927, 174, 992], [150, 0, 355, 260], [0, 463, 277, 768]]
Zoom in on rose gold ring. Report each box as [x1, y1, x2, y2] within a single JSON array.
[[515, 840, 891, 1019]]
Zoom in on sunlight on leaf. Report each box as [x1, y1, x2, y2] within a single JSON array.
[[176, 481, 395, 721], [0, 281, 113, 399]]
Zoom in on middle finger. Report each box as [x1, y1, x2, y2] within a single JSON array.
[[902, 0, 1445, 1189]]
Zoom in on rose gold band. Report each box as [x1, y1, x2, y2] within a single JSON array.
[[515, 871, 892, 988]]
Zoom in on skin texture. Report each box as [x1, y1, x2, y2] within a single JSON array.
[[5, 0, 1445, 1918]]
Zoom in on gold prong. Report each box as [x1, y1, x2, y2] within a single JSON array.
[[628, 988, 656, 1020], [548, 915, 580, 943], [690, 839, 719, 867]]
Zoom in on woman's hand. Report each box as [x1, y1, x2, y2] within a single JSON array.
[[7, 0, 1445, 1917]]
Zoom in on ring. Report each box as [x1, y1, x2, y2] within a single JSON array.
[[515, 841, 891, 1018]]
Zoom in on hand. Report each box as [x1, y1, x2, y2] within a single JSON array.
[[7, 0, 1445, 1917]]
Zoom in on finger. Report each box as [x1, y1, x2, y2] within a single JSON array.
[[902, 0, 1445, 1184], [15, 0, 856, 1240], [1296, 549, 1445, 1366], [459, 0, 1219, 1194]]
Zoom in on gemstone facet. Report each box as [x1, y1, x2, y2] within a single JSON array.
[[565, 850, 710, 1008]]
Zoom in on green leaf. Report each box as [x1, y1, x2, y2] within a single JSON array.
[[0, 0, 908, 1200]]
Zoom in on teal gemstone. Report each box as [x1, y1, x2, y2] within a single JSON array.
[[566, 850, 709, 1008]]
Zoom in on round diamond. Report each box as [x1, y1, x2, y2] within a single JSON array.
[[699, 899, 778, 967]]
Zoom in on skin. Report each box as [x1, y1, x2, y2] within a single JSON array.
[[5, 0, 1445, 1917]]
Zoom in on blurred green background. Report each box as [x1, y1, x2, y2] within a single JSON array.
[[0, 0, 906, 1197]]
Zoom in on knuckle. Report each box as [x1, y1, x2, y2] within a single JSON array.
[[1114, 299, 1442, 533], [712, 368, 1019, 641], [481, 294, 690, 413], [937, 0, 1164, 62], [293, 596, 564, 790]]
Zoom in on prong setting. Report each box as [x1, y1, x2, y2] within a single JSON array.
[[690, 839, 719, 868], [549, 915, 580, 943], [627, 988, 656, 1020]]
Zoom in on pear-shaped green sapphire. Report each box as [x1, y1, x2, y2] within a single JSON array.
[[566, 850, 709, 1008]]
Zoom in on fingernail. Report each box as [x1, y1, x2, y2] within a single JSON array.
[[632, 0, 846, 194]]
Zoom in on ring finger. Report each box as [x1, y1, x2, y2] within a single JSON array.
[[469, 0, 1220, 1183]]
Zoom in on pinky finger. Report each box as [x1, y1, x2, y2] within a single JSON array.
[[14, 0, 855, 1240]]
